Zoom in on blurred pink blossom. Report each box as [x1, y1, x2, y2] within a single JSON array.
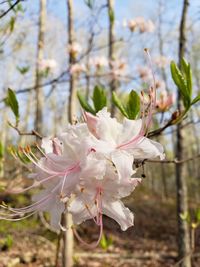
[[38, 58, 57, 73], [137, 66, 152, 82], [155, 79, 166, 90], [124, 17, 155, 33], [154, 56, 170, 68], [68, 42, 82, 56], [89, 56, 108, 69], [156, 90, 175, 112], [70, 63, 87, 75], [110, 59, 127, 79], [139, 19, 155, 33]]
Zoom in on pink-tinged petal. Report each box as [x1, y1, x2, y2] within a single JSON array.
[[117, 118, 142, 145], [84, 112, 99, 138], [52, 138, 63, 155], [117, 178, 142, 198], [126, 137, 165, 160], [95, 108, 122, 145], [41, 138, 53, 154], [49, 202, 65, 229], [102, 200, 134, 231], [69, 197, 94, 225], [80, 154, 106, 180], [111, 150, 134, 180], [32, 189, 65, 229]]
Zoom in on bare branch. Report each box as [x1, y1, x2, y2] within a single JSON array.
[[144, 154, 200, 164], [0, 0, 24, 19], [9, 122, 42, 139]]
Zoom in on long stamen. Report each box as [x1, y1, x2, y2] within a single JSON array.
[[77, 187, 99, 225], [6, 173, 61, 194], [144, 48, 156, 106], [22, 149, 59, 175], [60, 171, 69, 197], [0, 211, 37, 221], [6, 183, 61, 215], [72, 213, 103, 249]]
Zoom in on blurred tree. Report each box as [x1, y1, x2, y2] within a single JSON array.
[[34, 0, 46, 135], [176, 0, 191, 266]]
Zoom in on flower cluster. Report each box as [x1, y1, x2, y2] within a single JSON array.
[[68, 42, 82, 58], [38, 58, 57, 73], [156, 89, 175, 112], [1, 89, 164, 246], [124, 17, 155, 33]]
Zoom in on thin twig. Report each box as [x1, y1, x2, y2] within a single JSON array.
[[0, 0, 24, 19], [9, 122, 42, 139], [144, 154, 200, 164]]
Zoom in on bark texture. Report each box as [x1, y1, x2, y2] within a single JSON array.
[[67, 0, 76, 124], [62, 1, 75, 267], [176, 1, 191, 266], [108, 0, 117, 117], [35, 0, 46, 135]]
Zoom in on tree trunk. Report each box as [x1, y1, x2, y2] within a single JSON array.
[[0, 111, 7, 178], [157, 1, 168, 87], [108, 0, 117, 117], [176, 1, 191, 266], [34, 0, 46, 135], [62, 1, 75, 267], [67, 0, 76, 124]]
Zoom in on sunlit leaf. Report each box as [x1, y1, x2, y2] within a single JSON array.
[[180, 211, 190, 224], [181, 58, 192, 99], [0, 141, 4, 160], [100, 233, 113, 250], [191, 94, 200, 105], [112, 92, 128, 118], [109, 9, 115, 24], [126, 90, 140, 119], [9, 16, 15, 32], [4, 88, 19, 124], [195, 208, 200, 223], [77, 91, 96, 115], [17, 65, 30, 75], [92, 85, 107, 112], [170, 61, 190, 108]]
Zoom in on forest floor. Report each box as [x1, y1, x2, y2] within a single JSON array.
[[0, 190, 200, 267]]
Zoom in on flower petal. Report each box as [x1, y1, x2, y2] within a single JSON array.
[[117, 118, 142, 145], [111, 150, 134, 180], [102, 200, 134, 231], [126, 137, 165, 160]]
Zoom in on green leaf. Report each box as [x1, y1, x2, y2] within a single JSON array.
[[15, 3, 24, 13], [180, 211, 190, 224], [170, 61, 190, 108], [112, 92, 128, 118], [195, 208, 200, 223], [0, 235, 13, 251], [84, 0, 94, 9], [92, 85, 107, 112], [181, 58, 192, 99], [4, 88, 19, 124], [100, 233, 107, 250], [191, 94, 200, 105], [9, 16, 15, 32], [0, 141, 4, 160], [100, 234, 113, 250], [77, 91, 96, 115], [109, 8, 115, 24], [126, 90, 140, 119], [17, 65, 30, 75]]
